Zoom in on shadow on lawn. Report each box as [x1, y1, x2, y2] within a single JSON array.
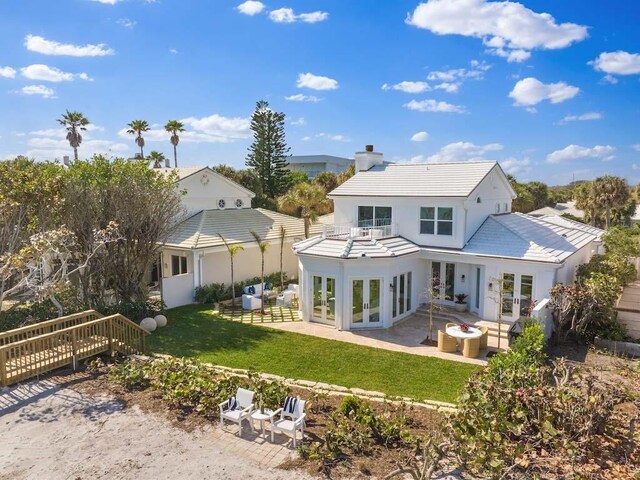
[[147, 305, 288, 358]]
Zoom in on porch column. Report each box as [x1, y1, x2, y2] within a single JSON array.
[[192, 251, 203, 291]]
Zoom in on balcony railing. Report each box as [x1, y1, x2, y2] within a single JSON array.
[[322, 222, 396, 240]]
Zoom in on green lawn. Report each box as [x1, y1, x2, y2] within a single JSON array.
[[147, 304, 479, 404]]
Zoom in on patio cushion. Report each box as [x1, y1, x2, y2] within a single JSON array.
[[283, 396, 298, 415], [227, 396, 239, 411], [248, 285, 256, 295], [273, 418, 296, 431], [222, 410, 244, 421]]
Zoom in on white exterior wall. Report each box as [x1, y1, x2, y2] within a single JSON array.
[[464, 170, 514, 242], [200, 240, 299, 286], [162, 273, 195, 308], [177, 170, 253, 215], [555, 242, 597, 285]]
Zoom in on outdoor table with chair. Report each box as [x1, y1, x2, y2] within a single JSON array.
[[437, 322, 488, 358]]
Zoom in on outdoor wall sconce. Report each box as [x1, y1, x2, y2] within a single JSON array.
[[389, 283, 394, 291], [461, 274, 466, 282], [488, 282, 493, 290]]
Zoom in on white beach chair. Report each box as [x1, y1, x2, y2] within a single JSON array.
[[270, 397, 306, 448], [219, 388, 255, 435]]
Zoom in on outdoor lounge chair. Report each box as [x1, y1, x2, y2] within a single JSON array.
[[463, 337, 480, 358], [275, 290, 295, 307], [445, 322, 457, 330], [242, 294, 262, 311], [437, 330, 457, 353], [270, 397, 306, 449], [219, 388, 255, 435]]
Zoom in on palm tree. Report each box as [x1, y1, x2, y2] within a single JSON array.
[[250, 230, 269, 315], [277, 183, 332, 238], [126, 119, 150, 158], [219, 234, 244, 310], [592, 175, 631, 229], [279, 225, 286, 290], [147, 151, 166, 168], [164, 120, 185, 168], [574, 183, 598, 226], [57, 110, 89, 160]]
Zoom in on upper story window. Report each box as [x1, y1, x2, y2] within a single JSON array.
[[420, 207, 453, 236], [171, 255, 188, 276], [358, 206, 392, 227]]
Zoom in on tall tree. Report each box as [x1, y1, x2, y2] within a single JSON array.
[[218, 234, 244, 310], [57, 110, 89, 161], [164, 120, 185, 168], [526, 181, 550, 210], [126, 120, 150, 158], [313, 171, 339, 194], [245, 100, 291, 199], [277, 183, 332, 238], [508, 175, 534, 213], [250, 230, 268, 315], [147, 151, 167, 168], [592, 175, 631, 229], [574, 183, 598, 226]]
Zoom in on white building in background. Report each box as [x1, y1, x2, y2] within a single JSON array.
[[287, 154, 353, 179], [154, 167, 318, 308], [293, 146, 605, 331]]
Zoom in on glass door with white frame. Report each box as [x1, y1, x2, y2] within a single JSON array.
[[351, 278, 382, 327], [500, 273, 534, 321], [312, 275, 336, 325], [391, 272, 413, 320], [431, 261, 456, 302]]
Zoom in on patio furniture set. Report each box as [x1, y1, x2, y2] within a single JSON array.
[[241, 283, 299, 311], [219, 387, 307, 448], [437, 323, 488, 358]]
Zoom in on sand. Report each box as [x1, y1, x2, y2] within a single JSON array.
[[0, 380, 313, 480]]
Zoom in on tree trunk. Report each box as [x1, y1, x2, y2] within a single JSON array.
[[304, 215, 310, 238], [73, 146, 78, 161], [140, 145, 144, 158], [260, 255, 265, 315], [173, 143, 178, 169], [230, 256, 235, 310], [605, 207, 611, 229], [50, 294, 64, 317]]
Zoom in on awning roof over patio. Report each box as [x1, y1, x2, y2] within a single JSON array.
[[164, 208, 322, 250], [462, 213, 604, 263], [294, 236, 420, 259]]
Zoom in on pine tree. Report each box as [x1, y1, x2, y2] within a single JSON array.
[[245, 100, 291, 199]]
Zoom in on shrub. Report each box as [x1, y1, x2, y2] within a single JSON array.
[[98, 298, 165, 321], [194, 283, 227, 304]]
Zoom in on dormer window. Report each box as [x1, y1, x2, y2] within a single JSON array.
[[420, 207, 453, 236]]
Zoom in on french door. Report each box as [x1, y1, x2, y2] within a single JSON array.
[[392, 272, 413, 319], [500, 273, 534, 321], [312, 275, 336, 325], [351, 278, 381, 327], [431, 261, 455, 302]]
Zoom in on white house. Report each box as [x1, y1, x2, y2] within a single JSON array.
[[155, 166, 317, 308], [293, 146, 604, 330]]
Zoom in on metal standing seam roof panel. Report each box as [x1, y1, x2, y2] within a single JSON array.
[[329, 161, 499, 197], [294, 236, 421, 259], [164, 208, 322, 249]]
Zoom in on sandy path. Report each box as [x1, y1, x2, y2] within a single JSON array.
[[0, 380, 313, 480]]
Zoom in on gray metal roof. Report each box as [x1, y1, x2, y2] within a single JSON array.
[[461, 213, 602, 263], [288, 155, 353, 166], [294, 236, 420, 259], [536, 215, 605, 238], [329, 161, 508, 197], [164, 208, 322, 250]]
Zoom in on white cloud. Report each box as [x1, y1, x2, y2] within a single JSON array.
[[290, 117, 306, 126], [404, 99, 466, 113], [236, 1, 265, 15], [116, 18, 137, 28], [601, 74, 619, 85], [407, 0, 588, 62], [21, 64, 92, 82], [382, 81, 430, 93], [590, 51, 640, 76], [169, 48, 178, 54], [509, 77, 579, 107], [558, 112, 602, 124], [411, 131, 429, 142], [546, 144, 616, 164], [425, 141, 504, 163], [296, 72, 338, 90], [301, 136, 312, 142], [633, 144, 640, 152], [269, 8, 328, 23], [28, 125, 104, 138], [424, 61, 490, 92], [25, 34, 114, 57], [633, 164, 640, 171], [118, 113, 251, 144], [285, 93, 321, 103], [500, 157, 532, 176], [434, 82, 459, 93], [0, 66, 16, 78], [316, 133, 350, 142], [90, 0, 122, 4], [20, 85, 56, 98]]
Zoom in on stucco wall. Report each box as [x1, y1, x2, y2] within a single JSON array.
[[162, 272, 194, 308], [178, 169, 253, 215]]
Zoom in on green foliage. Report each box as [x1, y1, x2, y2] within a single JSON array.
[[245, 100, 291, 198], [247, 369, 291, 411], [449, 323, 617, 478], [98, 298, 165, 321], [288, 169, 309, 185], [196, 272, 290, 304], [603, 226, 640, 258], [313, 171, 339, 193]]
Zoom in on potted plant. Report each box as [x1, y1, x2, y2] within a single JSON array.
[[454, 293, 468, 312]]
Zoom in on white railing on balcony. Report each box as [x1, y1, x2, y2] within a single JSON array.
[[322, 222, 396, 240]]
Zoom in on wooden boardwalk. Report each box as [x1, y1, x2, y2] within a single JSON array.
[[0, 310, 147, 386]]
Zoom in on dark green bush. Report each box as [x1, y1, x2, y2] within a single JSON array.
[[97, 298, 165, 321], [194, 272, 298, 304]]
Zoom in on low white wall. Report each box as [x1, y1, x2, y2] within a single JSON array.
[[531, 298, 554, 340], [162, 273, 194, 308]]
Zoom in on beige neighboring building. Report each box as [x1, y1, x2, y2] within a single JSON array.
[[155, 166, 319, 308], [528, 201, 584, 219]]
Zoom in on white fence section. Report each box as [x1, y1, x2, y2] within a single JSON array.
[[531, 298, 554, 341], [322, 223, 396, 240], [161, 273, 194, 309]]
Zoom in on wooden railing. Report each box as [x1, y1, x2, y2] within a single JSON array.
[[0, 312, 147, 387], [0, 310, 103, 346]]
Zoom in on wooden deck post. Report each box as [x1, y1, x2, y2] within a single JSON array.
[[71, 329, 78, 371], [107, 317, 113, 356], [0, 349, 7, 387]]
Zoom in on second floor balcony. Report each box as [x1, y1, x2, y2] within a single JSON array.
[[322, 219, 397, 241]]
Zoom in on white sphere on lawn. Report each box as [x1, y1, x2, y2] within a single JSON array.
[[140, 317, 157, 332], [154, 314, 167, 328]]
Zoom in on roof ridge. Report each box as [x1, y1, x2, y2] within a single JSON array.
[[340, 239, 353, 258], [192, 210, 207, 249], [374, 239, 396, 257]]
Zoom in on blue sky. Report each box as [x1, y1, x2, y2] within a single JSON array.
[[0, 0, 638, 185]]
